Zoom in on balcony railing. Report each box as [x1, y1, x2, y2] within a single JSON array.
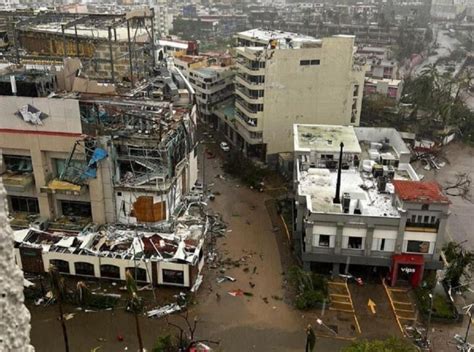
[[405, 221, 440, 232]]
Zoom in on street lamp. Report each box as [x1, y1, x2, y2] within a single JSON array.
[[316, 318, 337, 335], [425, 293, 433, 343]]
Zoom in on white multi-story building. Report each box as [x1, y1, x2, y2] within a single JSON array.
[[149, 0, 171, 36], [219, 29, 367, 163], [293, 124, 448, 287], [173, 53, 235, 128]]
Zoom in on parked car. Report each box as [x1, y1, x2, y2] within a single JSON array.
[[220, 142, 230, 152]]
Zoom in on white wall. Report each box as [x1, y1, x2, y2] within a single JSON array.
[[0, 96, 82, 135], [37, 250, 193, 287]]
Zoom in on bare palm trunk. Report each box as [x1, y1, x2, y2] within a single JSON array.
[[134, 312, 144, 351], [57, 300, 69, 352]]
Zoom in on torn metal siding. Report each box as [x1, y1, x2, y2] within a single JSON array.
[[13, 204, 209, 287]]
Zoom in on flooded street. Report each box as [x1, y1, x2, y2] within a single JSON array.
[[28, 130, 349, 351]]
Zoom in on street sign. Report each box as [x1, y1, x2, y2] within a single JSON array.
[[368, 299, 376, 314]]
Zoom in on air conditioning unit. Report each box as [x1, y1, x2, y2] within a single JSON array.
[[31, 217, 49, 231]]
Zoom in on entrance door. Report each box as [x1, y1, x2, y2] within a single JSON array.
[[20, 247, 44, 273]]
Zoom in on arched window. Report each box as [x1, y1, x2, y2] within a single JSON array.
[[74, 262, 95, 276], [126, 267, 147, 282], [50, 259, 70, 274], [100, 264, 120, 279]]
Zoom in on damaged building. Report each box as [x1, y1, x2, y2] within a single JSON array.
[[8, 10, 156, 84], [13, 209, 207, 288], [0, 58, 202, 287], [293, 124, 449, 287]]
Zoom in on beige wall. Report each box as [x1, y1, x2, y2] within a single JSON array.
[[0, 97, 108, 224], [260, 36, 366, 155]]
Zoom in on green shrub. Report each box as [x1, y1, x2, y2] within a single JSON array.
[[295, 290, 325, 310], [152, 334, 175, 352], [415, 289, 456, 320], [289, 266, 328, 310]]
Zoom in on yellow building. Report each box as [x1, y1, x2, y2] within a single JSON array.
[[221, 29, 367, 164]]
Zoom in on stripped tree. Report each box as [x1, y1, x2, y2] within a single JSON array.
[[48, 265, 70, 352], [126, 270, 144, 351]]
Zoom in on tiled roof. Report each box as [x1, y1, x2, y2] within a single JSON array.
[[393, 180, 450, 204]]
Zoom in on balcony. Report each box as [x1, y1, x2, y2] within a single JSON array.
[[40, 178, 87, 196], [234, 108, 262, 131], [2, 171, 35, 192], [235, 99, 263, 121], [405, 221, 439, 233], [235, 73, 264, 89], [235, 61, 265, 76], [235, 85, 264, 104]]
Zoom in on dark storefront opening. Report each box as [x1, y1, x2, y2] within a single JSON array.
[[75, 262, 95, 276], [162, 269, 184, 285], [50, 259, 70, 274], [126, 267, 148, 282], [100, 264, 120, 279]]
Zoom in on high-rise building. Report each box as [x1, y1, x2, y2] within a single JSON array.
[[150, 0, 171, 36], [218, 29, 367, 164]]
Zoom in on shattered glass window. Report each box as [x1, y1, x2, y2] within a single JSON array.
[[60, 200, 92, 218], [54, 158, 87, 181], [3, 155, 33, 173]]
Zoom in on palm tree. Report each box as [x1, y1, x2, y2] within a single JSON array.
[[126, 270, 144, 351], [48, 265, 70, 352]]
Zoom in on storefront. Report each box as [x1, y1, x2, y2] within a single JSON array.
[[389, 254, 424, 287]]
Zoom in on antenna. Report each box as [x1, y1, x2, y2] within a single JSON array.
[[333, 142, 344, 204]]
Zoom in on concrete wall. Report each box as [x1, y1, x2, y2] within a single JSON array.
[[258, 36, 366, 156], [354, 127, 411, 164], [0, 96, 108, 224], [38, 250, 192, 287], [298, 196, 447, 271]]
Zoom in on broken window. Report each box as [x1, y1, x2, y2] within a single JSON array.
[[100, 264, 120, 279], [126, 267, 147, 282], [9, 196, 39, 214], [406, 240, 430, 253], [310, 59, 320, 65], [162, 269, 184, 285], [318, 235, 330, 247], [60, 200, 92, 218], [353, 85, 359, 97], [300, 60, 310, 66], [3, 155, 33, 173], [50, 259, 70, 274], [348, 237, 363, 249], [75, 262, 95, 276], [54, 158, 87, 179]]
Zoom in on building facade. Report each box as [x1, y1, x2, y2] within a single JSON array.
[[364, 77, 403, 101], [294, 125, 448, 286], [219, 29, 366, 163], [1, 64, 198, 231]]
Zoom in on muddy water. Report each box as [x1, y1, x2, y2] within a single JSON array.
[[28, 135, 349, 352]]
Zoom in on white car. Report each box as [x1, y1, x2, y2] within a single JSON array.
[[220, 142, 230, 152]]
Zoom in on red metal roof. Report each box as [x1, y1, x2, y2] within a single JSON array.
[[392, 180, 449, 204]]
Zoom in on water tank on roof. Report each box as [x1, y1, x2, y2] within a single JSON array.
[[342, 193, 351, 214]]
